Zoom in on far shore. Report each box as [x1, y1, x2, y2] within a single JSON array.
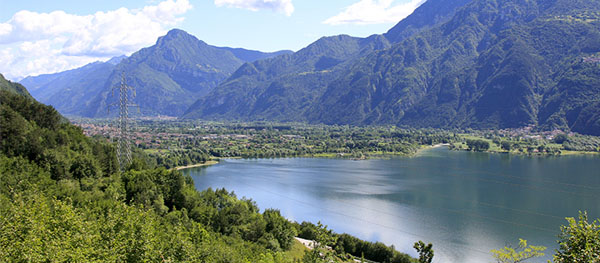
[[175, 160, 219, 170], [417, 143, 450, 153]]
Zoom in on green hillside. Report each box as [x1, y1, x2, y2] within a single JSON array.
[[0, 79, 415, 262], [0, 79, 299, 262], [0, 74, 32, 98]]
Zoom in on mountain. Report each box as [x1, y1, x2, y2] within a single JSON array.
[[183, 0, 600, 136], [182, 34, 393, 121], [183, 0, 472, 121], [20, 56, 124, 116], [383, 0, 473, 43], [20, 29, 291, 117], [182, 0, 471, 121], [0, 73, 32, 98]]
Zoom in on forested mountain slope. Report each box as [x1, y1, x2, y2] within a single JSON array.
[[184, 0, 600, 136], [183, 0, 471, 121], [0, 74, 32, 98], [1, 76, 289, 261]]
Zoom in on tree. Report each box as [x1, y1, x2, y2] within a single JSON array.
[[302, 222, 336, 263], [553, 134, 569, 144], [553, 211, 600, 262], [414, 241, 434, 263], [501, 141, 512, 151], [263, 209, 297, 250], [466, 139, 490, 152], [490, 239, 546, 263]]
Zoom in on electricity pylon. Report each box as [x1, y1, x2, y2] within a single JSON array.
[[109, 73, 138, 172]]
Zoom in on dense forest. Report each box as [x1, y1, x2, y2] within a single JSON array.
[[0, 76, 421, 262]]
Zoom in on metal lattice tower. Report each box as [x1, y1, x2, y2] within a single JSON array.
[[109, 73, 138, 172]]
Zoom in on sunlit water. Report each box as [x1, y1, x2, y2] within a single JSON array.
[[182, 147, 600, 263]]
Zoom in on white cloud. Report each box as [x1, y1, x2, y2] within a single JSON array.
[[324, 0, 425, 25], [214, 0, 294, 16], [0, 0, 192, 80]]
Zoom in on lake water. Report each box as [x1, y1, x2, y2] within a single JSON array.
[[182, 147, 600, 263]]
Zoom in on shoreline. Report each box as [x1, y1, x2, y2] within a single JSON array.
[[449, 144, 599, 156], [175, 160, 219, 170], [173, 144, 596, 170], [417, 143, 450, 153]]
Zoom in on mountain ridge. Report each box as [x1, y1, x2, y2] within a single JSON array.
[[183, 0, 473, 120], [19, 29, 292, 117], [183, 0, 600, 136]]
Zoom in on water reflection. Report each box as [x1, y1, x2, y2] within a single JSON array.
[[184, 148, 600, 263]]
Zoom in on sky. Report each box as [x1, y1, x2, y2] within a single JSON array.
[[0, 0, 425, 80]]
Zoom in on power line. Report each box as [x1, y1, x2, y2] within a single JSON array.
[[108, 73, 138, 171]]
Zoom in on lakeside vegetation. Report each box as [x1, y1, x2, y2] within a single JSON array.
[[73, 119, 600, 171], [450, 130, 600, 156], [1, 88, 420, 262], [75, 119, 458, 168]]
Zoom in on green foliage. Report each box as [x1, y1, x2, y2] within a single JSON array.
[[300, 223, 413, 263], [553, 212, 600, 263], [553, 134, 569, 144], [563, 135, 600, 152], [302, 222, 337, 263], [0, 84, 302, 263], [501, 140, 513, 151], [0, 188, 287, 263], [105, 119, 457, 162], [264, 209, 298, 251], [414, 241, 434, 263], [466, 139, 491, 152], [0, 74, 32, 98], [298, 221, 320, 241], [490, 239, 546, 263]]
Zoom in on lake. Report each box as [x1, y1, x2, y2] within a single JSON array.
[[181, 147, 600, 263]]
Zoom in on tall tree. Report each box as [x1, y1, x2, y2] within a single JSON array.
[[553, 212, 600, 263]]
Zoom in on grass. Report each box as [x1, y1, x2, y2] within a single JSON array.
[[456, 135, 504, 152], [560, 150, 599, 155], [284, 240, 308, 261], [310, 153, 339, 158]]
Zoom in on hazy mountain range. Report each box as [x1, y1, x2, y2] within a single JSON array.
[[16, 0, 600, 135], [21, 30, 291, 117]]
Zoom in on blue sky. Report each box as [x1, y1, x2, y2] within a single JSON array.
[[0, 0, 424, 80]]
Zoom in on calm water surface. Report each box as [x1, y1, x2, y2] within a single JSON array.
[[182, 147, 600, 263]]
